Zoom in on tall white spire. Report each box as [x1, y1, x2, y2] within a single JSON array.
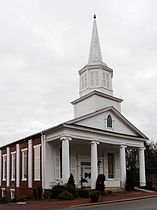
[[88, 15, 103, 64]]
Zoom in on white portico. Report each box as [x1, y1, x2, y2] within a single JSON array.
[[42, 16, 148, 190]]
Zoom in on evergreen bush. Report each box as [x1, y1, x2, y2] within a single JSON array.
[[59, 191, 74, 200], [96, 174, 105, 193], [90, 190, 100, 202], [51, 184, 66, 198], [66, 174, 75, 195]]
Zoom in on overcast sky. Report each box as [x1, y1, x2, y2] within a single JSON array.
[[0, 0, 157, 146]]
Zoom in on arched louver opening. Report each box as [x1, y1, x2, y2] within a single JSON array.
[[107, 115, 112, 128]]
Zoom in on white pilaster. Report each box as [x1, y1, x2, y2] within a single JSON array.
[[7, 147, 10, 187], [120, 145, 127, 189], [41, 134, 46, 191], [28, 139, 32, 188], [0, 150, 1, 186], [139, 147, 146, 187], [60, 137, 71, 184], [16, 144, 20, 187], [91, 140, 99, 189]]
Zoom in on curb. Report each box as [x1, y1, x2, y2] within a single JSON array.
[[69, 194, 157, 208]]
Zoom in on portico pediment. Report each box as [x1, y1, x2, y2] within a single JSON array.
[[67, 106, 148, 140]]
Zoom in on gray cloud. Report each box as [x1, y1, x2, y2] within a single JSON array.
[[0, 0, 157, 146]]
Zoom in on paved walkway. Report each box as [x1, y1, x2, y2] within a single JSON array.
[[0, 190, 157, 209]]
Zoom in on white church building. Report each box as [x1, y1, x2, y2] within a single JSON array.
[[43, 15, 148, 190], [0, 16, 148, 200]]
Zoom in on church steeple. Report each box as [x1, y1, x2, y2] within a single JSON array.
[[71, 16, 123, 118], [78, 16, 113, 97], [88, 15, 103, 64]]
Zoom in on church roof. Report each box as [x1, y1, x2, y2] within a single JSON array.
[[88, 15, 106, 66]]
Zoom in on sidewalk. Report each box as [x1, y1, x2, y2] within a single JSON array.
[[0, 190, 157, 209]]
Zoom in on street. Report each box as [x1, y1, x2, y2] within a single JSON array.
[[70, 197, 157, 210]]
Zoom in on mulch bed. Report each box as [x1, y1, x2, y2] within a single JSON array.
[[0, 190, 157, 209]]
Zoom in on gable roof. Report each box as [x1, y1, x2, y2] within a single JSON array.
[[66, 106, 148, 139]]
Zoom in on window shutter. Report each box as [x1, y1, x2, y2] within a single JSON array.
[[115, 153, 120, 180], [55, 148, 60, 179], [95, 71, 99, 86], [90, 71, 94, 86], [104, 153, 108, 178], [70, 152, 76, 181]]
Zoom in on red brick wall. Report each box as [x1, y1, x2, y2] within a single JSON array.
[[0, 134, 42, 200]]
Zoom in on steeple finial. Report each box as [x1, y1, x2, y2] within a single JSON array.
[[88, 15, 103, 64], [94, 14, 96, 19]]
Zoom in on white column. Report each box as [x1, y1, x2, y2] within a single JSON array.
[[139, 147, 146, 187], [120, 145, 127, 189], [41, 134, 46, 191], [91, 140, 99, 189], [0, 150, 1, 186], [60, 137, 71, 184], [7, 147, 10, 187], [16, 144, 20, 187], [28, 139, 32, 188]]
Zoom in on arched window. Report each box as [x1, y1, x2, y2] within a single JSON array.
[[107, 115, 112, 128]]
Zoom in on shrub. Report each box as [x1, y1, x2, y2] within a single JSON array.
[[66, 183, 75, 195], [78, 189, 89, 198], [51, 184, 66, 198], [0, 197, 9, 203], [90, 190, 101, 202], [67, 173, 75, 185], [43, 190, 52, 199], [66, 174, 75, 195], [74, 189, 79, 198], [59, 191, 74, 200], [126, 170, 134, 191], [96, 174, 105, 193]]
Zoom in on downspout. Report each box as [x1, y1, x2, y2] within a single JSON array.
[[41, 132, 46, 197]]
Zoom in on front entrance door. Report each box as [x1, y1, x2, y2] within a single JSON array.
[[81, 161, 91, 187]]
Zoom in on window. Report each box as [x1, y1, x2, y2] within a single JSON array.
[[84, 74, 87, 88], [11, 152, 16, 181], [108, 153, 114, 178], [10, 189, 15, 199], [103, 72, 110, 88], [22, 149, 27, 180], [106, 73, 109, 88], [34, 145, 41, 181], [81, 76, 84, 89], [2, 155, 7, 181], [103, 72, 106, 87], [1, 188, 5, 198], [107, 115, 112, 128], [81, 74, 87, 90], [90, 71, 99, 87]]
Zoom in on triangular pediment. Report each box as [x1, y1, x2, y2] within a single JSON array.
[[67, 106, 147, 139]]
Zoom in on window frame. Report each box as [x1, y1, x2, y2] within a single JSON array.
[[11, 151, 16, 181], [21, 148, 28, 181], [90, 71, 99, 87], [1, 188, 6, 198], [107, 153, 115, 179], [2, 154, 7, 181], [10, 189, 15, 199], [34, 144, 41, 181], [107, 115, 112, 128]]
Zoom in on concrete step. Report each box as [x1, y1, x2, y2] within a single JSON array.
[[105, 187, 124, 192]]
